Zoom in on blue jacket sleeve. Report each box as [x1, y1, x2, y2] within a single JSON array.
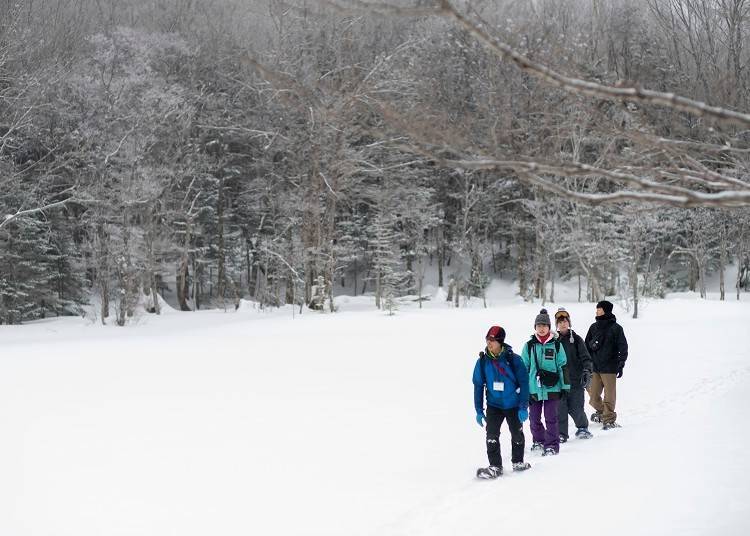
[[513, 354, 529, 410], [472, 359, 484, 414]]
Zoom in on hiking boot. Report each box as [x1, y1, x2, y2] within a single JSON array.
[[602, 421, 621, 430], [575, 428, 593, 439], [590, 412, 602, 423], [476, 465, 503, 479], [559, 434, 568, 443], [512, 461, 531, 471], [542, 447, 558, 456], [530, 441, 544, 453]]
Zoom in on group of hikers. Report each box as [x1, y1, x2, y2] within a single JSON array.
[[472, 300, 629, 479]]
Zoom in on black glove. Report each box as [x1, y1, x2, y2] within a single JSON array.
[[616, 364, 624, 378], [581, 369, 592, 389]]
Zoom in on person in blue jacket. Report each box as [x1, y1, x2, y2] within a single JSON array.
[[473, 325, 531, 478]]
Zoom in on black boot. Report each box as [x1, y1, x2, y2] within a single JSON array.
[[477, 465, 503, 479]]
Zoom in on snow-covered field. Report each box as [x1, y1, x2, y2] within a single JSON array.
[[1, 287, 749, 535]]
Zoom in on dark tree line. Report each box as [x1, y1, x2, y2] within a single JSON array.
[[1, 0, 749, 324]]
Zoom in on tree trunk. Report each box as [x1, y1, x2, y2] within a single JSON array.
[[518, 235, 528, 299], [97, 222, 110, 322], [193, 259, 201, 310], [146, 206, 160, 315], [437, 227, 445, 287], [353, 258, 358, 297], [632, 256, 639, 319], [738, 224, 746, 300], [550, 267, 555, 304], [418, 272, 424, 310], [216, 176, 226, 305], [688, 258, 698, 292], [177, 259, 190, 311], [719, 227, 727, 301], [245, 237, 253, 296], [375, 270, 381, 309]]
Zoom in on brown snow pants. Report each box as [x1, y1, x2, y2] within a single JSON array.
[[587, 373, 617, 424]]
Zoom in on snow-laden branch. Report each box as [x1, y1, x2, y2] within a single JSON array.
[[331, 0, 750, 127], [442, 159, 750, 207], [0, 186, 78, 232]]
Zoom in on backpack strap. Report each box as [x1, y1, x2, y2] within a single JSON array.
[[528, 338, 561, 371], [480, 349, 519, 389], [479, 352, 487, 385]]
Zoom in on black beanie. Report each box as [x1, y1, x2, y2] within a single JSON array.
[[596, 300, 614, 315], [534, 309, 551, 327], [485, 325, 506, 343]]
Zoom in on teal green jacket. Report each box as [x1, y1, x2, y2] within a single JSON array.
[[520, 334, 571, 401]]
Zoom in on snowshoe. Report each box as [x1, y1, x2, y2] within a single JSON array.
[[530, 441, 544, 453], [602, 421, 621, 430], [512, 461, 531, 472], [590, 412, 602, 423], [542, 447, 558, 456], [476, 465, 503, 479], [575, 428, 593, 439]]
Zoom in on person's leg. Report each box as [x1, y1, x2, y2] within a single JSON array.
[[588, 372, 605, 415], [542, 398, 561, 452], [557, 391, 569, 439], [568, 385, 589, 429], [503, 408, 526, 463], [529, 399, 545, 444], [485, 405, 506, 467], [600, 373, 618, 424]]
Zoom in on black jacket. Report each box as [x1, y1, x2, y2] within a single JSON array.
[[558, 329, 592, 383], [585, 314, 628, 374]]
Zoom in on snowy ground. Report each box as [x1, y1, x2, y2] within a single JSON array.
[[1, 286, 749, 535]]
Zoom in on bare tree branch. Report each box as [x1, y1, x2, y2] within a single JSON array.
[[335, 0, 750, 127]]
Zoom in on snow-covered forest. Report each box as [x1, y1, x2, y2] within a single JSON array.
[[2, 0, 750, 325]]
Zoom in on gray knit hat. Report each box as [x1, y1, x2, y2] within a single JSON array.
[[534, 308, 551, 327]]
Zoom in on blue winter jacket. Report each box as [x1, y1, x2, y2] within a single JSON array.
[[473, 344, 529, 413]]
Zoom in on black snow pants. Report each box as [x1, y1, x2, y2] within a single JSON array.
[[485, 405, 525, 467]]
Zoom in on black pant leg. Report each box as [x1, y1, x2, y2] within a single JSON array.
[[568, 385, 589, 429], [558, 391, 569, 439], [503, 408, 526, 463], [485, 405, 506, 467]]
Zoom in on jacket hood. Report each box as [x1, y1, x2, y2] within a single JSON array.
[[484, 344, 515, 359], [558, 328, 577, 343]]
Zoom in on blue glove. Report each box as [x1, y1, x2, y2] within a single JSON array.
[[518, 408, 528, 423], [476, 411, 486, 427]]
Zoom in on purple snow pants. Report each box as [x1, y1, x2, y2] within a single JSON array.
[[529, 398, 561, 453]]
